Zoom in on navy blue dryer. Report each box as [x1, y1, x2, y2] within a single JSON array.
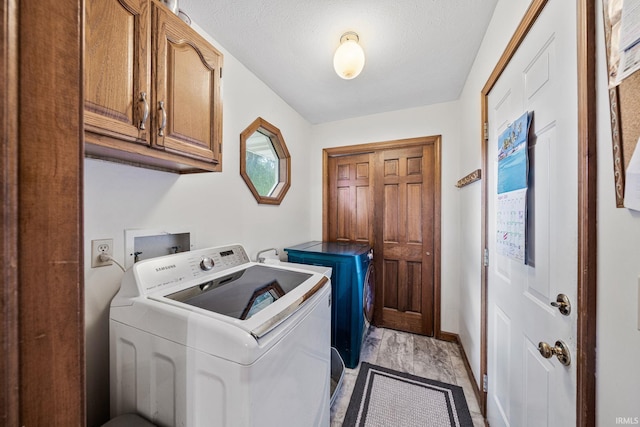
[[285, 241, 374, 368]]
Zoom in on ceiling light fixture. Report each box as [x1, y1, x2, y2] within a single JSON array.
[[333, 31, 365, 80]]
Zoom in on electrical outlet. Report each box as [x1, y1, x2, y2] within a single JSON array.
[[91, 238, 114, 268]]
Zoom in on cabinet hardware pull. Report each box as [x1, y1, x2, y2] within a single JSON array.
[[138, 92, 149, 130], [158, 101, 167, 136]]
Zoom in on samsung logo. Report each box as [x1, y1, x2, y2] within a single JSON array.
[[155, 264, 176, 272]]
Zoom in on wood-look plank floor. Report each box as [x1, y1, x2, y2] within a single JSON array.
[[330, 326, 485, 427]]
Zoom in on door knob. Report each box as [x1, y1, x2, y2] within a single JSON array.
[[538, 340, 571, 366], [550, 293, 571, 316]]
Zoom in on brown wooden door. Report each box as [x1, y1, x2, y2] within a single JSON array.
[[327, 153, 373, 243], [325, 139, 438, 336], [374, 144, 435, 335], [85, 0, 151, 145], [153, 1, 223, 167]]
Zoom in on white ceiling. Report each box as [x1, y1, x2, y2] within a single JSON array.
[[179, 0, 499, 124]]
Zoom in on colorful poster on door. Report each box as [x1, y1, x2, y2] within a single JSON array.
[[496, 111, 531, 263]]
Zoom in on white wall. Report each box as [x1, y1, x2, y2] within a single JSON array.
[[456, 0, 532, 384], [84, 25, 313, 426], [308, 103, 462, 333], [595, 1, 640, 423]]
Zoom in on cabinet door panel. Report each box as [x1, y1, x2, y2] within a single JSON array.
[[153, 2, 222, 166], [85, 0, 150, 144], [171, 46, 211, 144]]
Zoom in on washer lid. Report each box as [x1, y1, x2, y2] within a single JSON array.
[[164, 265, 312, 320]]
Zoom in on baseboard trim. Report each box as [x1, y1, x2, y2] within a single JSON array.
[[439, 331, 487, 424], [437, 331, 459, 343]]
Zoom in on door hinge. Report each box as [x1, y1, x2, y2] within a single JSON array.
[[483, 248, 489, 267], [220, 67, 223, 79], [483, 374, 488, 392], [483, 122, 489, 141]]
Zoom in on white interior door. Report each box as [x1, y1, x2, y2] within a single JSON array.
[[486, 1, 577, 426]]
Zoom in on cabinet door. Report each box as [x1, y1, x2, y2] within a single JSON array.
[[85, 0, 151, 145], [153, 2, 223, 167]]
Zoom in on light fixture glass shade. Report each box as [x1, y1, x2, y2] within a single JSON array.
[[333, 33, 365, 80]]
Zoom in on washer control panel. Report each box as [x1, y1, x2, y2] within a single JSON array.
[[135, 244, 251, 294]]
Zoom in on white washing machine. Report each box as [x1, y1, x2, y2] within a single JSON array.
[[110, 244, 331, 427]]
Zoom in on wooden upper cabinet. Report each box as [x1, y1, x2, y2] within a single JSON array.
[[85, 0, 150, 145], [152, 2, 223, 166], [84, 0, 223, 173]]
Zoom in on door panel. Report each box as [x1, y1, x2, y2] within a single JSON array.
[[355, 186, 370, 241], [327, 153, 373, 243], [383, 260, 399, 309], [524, 339, 552, 427], [376, 145, 434, 335], [383, 184, 399, 241], [407, 183, 423, 243], [487, 1, 577, 425], [337, 187, 350, 239], [407, 261, 422, 312], [492, 307, 511, 423]]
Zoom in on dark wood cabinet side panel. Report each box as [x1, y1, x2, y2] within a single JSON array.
[[1, 0, 19, 423], [19, 0, 85, 425]]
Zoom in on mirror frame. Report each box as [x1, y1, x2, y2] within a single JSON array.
[[240, 117, 291, 205]]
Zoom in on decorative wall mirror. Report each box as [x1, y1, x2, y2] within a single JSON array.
[[240, 117, 291, 205]]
